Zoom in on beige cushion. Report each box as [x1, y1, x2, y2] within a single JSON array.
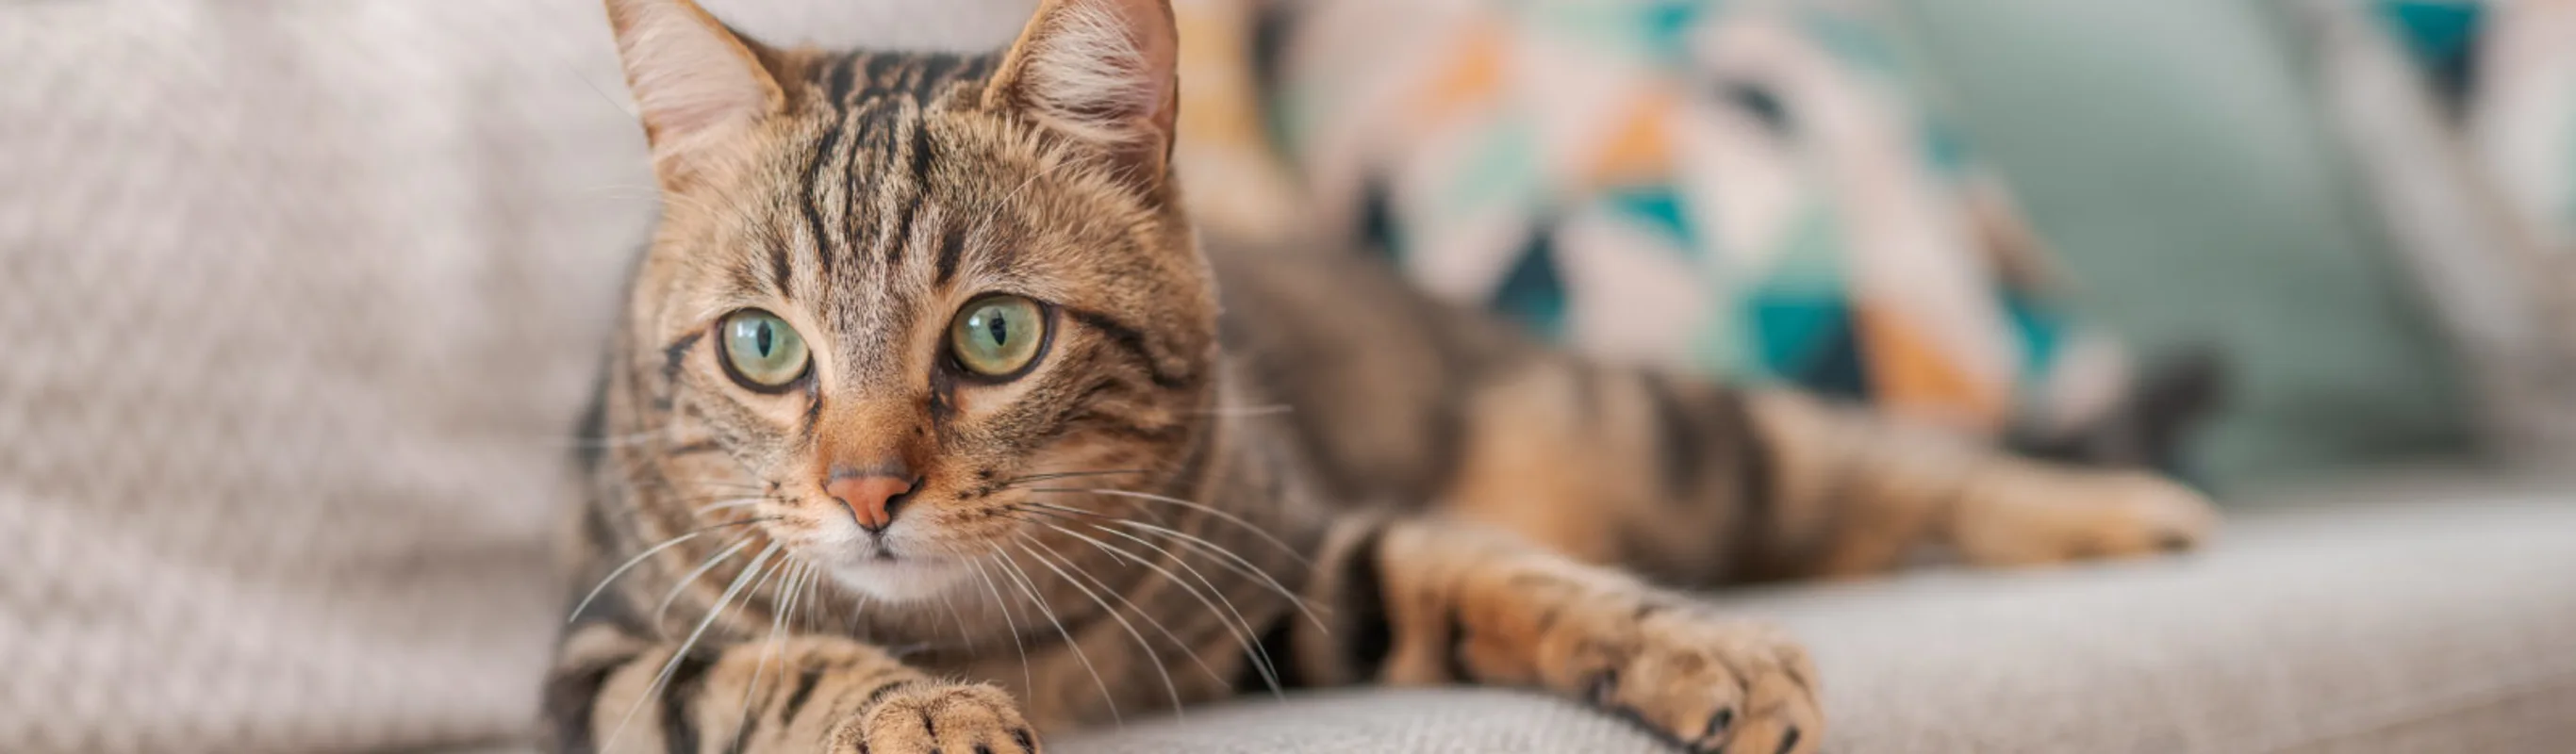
[[0, 2, 1030, 752], [1, 4, 629, 751], [1044, 484, 2576, 753], [8, 2, 2572, 754]]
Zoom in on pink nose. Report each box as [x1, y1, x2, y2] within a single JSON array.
[[825, 473, 915, 533]]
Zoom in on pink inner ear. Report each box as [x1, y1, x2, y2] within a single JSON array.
[[610, 1, 776, 149], [1014, 0, 1180, 144], [633, 59, 771, 141]]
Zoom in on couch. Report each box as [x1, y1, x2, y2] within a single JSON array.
[[4, 2, 2568, 752]]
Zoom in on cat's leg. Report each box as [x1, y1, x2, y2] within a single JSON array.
[[1742, 388, 2218, 576], [1219, 242, 2210, 582], [1274, 516, 1822, 754], [1439, 359, 2217, 582], [544, 623, 1040, 754]]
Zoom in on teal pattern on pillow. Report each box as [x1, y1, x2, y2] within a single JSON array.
[[1256, 0, 2139, 435]]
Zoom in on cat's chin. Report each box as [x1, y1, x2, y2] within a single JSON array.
[[826, 556, 975, 604]]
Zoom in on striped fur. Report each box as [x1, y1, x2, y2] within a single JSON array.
[[550, 1, 2218, 752]]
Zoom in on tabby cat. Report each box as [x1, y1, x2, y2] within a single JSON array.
[[546, 1, 2219, 752]]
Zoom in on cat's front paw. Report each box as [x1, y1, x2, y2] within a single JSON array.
[[1587, 612, 1821, 754], [828, 681, 1040, 754]]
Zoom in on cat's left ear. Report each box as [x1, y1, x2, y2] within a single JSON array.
[[603, 0, 787, 189], [983, 0, 1181, 195]]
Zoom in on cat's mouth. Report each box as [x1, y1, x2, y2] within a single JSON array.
[[797, 518, 983, 602], [825, 550, 974, 602], [835, 531, 930, 565]]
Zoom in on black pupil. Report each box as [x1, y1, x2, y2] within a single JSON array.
[[753, 321, 774, 357], [984, 309, 1010, 347]]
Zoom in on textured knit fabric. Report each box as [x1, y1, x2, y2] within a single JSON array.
[[7, 3, 2569, 754], [0, 2, 1032, 752]]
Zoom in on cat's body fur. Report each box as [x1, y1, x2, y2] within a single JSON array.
[[547, 2, 2217, 752]]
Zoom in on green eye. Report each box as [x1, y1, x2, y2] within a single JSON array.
[[949, 295, 1049, 378], [719, 309, 810, 390]]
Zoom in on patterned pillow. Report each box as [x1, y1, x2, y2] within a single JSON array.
[[1175, 0, 2188, 451]]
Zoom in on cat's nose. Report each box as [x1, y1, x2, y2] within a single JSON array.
[[825, 469, 916, 533]]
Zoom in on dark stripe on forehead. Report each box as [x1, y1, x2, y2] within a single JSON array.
[[768, 245, 795, 299], [916, 55, 962, 96], [884, 114, 928, 267], [801, 118, 845, 287], [906, 114, 937, 187], [790, 49, 999, 287], [816, 51, 997, 107], [837, 99, 880, 281], [822, 55, 858, 105], [933, 224, 966, 287], [898, 56, 930, 94], [847, 102, 902, 276], [860, 53, 900, 96], [949, 55, 999, 100]]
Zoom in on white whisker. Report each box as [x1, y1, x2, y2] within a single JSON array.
[[1015, 533, 1187, 714], [695, 500, 766, 515], [1041, 516, 1281, 695], [736, 561, 808, 746], [657, 537, 755, 623], [1102, 516, 1326, 632], [993, 548, 1122, 726], [934, 576, 976, 649], [967, 555, 1037, 697], [1021, 500, 1320, 630], [1035, 487, 1310, 566], [1024, 522, 1237, 691], [567, 517, 771, 625]]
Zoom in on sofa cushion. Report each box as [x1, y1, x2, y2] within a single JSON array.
[[1037, 478, 2576, 752], [8, 2, 2567, 753], [448, 477, 2576, 753], [0, 2, 1031, 752]]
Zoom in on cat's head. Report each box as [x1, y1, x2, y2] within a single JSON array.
[[602, 0, 1214, 602]]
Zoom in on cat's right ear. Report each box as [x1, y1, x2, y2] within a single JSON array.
[[603, 0, 785, 189], [983, 0, 1181, 198]]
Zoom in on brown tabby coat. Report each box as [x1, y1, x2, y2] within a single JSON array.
[[547, 1, 2218, 752]]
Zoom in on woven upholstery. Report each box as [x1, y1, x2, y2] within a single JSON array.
[[0, 2, 1027, 751], [7, 3, 2573, 754]]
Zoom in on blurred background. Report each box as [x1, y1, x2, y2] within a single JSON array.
[[3, 1, 2571, 752]]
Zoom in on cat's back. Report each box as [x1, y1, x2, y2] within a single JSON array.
[[1203, 238, 1540, 506]]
